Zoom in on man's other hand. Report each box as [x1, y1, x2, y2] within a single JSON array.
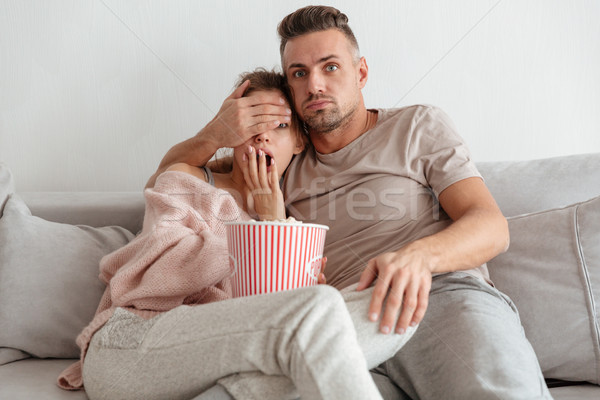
[[356, 244, 432, 335]]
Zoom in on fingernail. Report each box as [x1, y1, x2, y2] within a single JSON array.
[[410, 321, 418, 327], [248, 146, 254, 153], [381, 326, 390, 334], [369, 313, 378, 321], [280, 98, 285, 104], [396, 328, 405, 335], [286, 108, 292, 114], [242, 153, 247, 161], [258, 149, 263, 156], [284, 115, 291, 121]]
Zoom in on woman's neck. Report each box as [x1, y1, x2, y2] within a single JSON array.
[[214, 169, 254, 216]]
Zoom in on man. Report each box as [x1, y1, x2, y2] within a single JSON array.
[[149, 6, 552, 400]]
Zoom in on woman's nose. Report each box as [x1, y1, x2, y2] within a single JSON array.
[[254, 133, 270, 143]]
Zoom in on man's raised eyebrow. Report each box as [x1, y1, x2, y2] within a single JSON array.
[[287, 54, 339, 70]]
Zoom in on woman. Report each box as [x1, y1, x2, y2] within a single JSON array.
[[58, 69, 414, 400]]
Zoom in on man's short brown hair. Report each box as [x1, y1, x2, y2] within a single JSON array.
[[277, 6, 360, 66]]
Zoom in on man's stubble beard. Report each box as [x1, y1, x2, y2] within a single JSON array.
[[303, 96, 360, 137]]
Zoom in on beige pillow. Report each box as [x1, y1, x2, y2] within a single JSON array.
[[0, 162, 14, 217], [0, 194, 134, 362], [488, 195, 600, 383]]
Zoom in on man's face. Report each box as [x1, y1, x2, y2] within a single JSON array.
[[283, 29, 367, 135]]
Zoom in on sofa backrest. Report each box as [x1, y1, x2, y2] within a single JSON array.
[[477, 152, 600, 217], [16, 152, 600, 231], [19, 191, 145, 233]]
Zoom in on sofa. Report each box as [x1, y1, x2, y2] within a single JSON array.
[[1, 153, 599, 400]]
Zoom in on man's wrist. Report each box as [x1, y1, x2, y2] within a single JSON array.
[[402, 238, 440, 273], [193, 128, 220, 158]]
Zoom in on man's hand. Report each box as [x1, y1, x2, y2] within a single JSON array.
[[203, 80, 292, 149], [241, 146, 285, 221], [146, 80, 292, 189], [356, 242, 432, 335]]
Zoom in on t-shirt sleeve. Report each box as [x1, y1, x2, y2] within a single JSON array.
[[406, 106, 481, 197]]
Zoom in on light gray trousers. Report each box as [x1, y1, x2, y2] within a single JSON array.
[[82, 284, 416, 400], [372, 272, 553, 400]]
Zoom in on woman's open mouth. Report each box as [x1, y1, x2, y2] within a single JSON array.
[[257, 153, 273, 167]]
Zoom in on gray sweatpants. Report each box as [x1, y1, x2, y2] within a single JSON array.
[[82, 284, 415, 400], [372, 272, 553, 400]]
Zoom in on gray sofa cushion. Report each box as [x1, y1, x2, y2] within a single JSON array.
[[477, 152, 600, 217], [19, 191, 145, 233], [0, 194, 135, 362], [488, 195, 600, 384], [0, 162, 14, 217], [0, 359, 88, 399]]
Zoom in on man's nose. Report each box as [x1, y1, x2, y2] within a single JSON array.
[[307, 72, 325, 95]]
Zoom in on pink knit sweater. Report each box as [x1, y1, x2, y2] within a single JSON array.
[[58, 171, 249, 390]]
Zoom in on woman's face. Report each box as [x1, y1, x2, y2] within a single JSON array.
[[233, 89, 304, 178]]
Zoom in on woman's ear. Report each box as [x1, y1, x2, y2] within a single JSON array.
[[293, 142, 305, 155], [293, 134, 307, 155]]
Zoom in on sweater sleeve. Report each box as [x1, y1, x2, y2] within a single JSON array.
[[101, 171, 242, 311]]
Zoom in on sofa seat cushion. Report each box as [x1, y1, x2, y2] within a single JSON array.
[[549, 384, 600, 400], [488, 195, 600, 384], [1, 358, 599, 400], [0, 359, 88, 399]]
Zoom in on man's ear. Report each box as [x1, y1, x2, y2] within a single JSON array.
[[357, 56, 368, 89]]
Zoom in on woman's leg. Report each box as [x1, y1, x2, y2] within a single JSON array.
[[82, 285, 382, 400], [216, 283, 418, 400], [341, 283, 418, 369]]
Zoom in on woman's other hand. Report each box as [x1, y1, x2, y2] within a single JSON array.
[[241, 146, 285, 221]]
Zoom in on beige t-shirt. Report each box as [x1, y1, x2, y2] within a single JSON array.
[[283, 105, 489, 289]]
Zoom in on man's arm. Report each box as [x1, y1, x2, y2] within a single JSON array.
[[357, 177, 509, 334], [145, 135, 220, 189], [145, 80, 292, 188]]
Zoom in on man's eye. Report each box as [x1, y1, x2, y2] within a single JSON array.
[[326, 65, 338, 72], [278, 123, 289, 129], [293, 70, 305, 78]]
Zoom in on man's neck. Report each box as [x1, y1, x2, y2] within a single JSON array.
[[310, 106, 377, 154]]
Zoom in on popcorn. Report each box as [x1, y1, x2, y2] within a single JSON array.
[[248, 217, 302, 224]]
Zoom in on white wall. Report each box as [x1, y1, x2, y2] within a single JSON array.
[[1, 0, 599, 192]]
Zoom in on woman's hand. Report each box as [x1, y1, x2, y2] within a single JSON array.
[[241, 146, 286, 221]]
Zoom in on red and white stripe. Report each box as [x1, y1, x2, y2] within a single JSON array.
[[226, 223, 328, 297]]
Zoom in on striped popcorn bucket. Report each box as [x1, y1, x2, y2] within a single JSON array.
[[225, 221, 329, 298]]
